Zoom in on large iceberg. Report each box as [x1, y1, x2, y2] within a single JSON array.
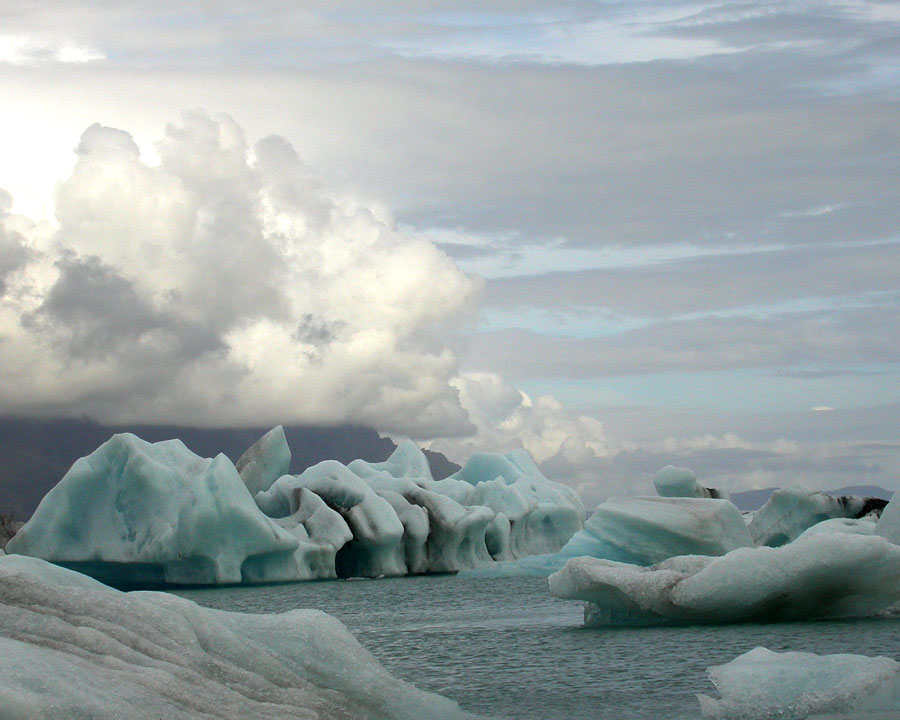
[[698, 647, 900, 719], [549, 533, 900, 626], [6, 433, 300, 585], [462, 494, 751, 579], [749, 484, 887, 547], [0, 554, 480, 720], [8, 431, 583, 584]]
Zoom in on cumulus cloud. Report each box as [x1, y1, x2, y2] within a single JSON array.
[[0, 112, 482, 436], [428, 371, 611, 473]]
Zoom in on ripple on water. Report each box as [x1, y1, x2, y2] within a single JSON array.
[[176, 575, 900, 720]]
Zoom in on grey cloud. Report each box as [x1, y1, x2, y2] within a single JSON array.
[[464, 306, 900, 378], [483, 241, 900, 317], [22, 253, 222, 362]]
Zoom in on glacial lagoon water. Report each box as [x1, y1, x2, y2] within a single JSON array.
[[176, 575, 900, 719]]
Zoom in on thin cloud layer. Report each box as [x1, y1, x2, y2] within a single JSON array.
[[0, 113, 481, 436]]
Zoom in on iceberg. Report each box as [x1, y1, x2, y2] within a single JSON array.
[[8, 430, 583, 584], [875, 490, 900, 545], [0, 554, 481, 720], [698, 647, 900, 719], [749, 484, 887, 547], [462, 495, 751, 579], [549, 533, 900, 626], [6, 433, 299, 585], [654, 465, 728, 500]]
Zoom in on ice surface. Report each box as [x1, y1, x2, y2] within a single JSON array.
[[698, 647, 900, 719], [876, 491, 900, 545], [654, 465, 729, 500], [549, 534, 900, 626], [749, 484, 887, 547], [0, 554, 480, 720], [6, 433, 299, 585], [796, 517, 876, 539], [463, 495, 751, 578], [235, 424, 291, 496], [9, 431, 582, 583]]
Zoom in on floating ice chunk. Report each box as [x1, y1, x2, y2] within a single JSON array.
[[698, 647, 900, 720], [6, 434, 298, 585], [654, 465, 729, 500], [376, 489, 431, 574], [549, 534, 900, 626], [462, 496, 750, 579], [797, 516, 877, 539], [875, 491, 900, 545], [0, 555, 481, 720], [749, 484, 888, 547], [258, 460, 407, 578], [235, 425, 291, 496]]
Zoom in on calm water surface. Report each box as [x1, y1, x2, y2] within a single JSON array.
[[176, 575, 900, 719]]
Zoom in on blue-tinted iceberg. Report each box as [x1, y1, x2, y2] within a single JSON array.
[[462, 495, 751, 579], [6, 433, 299, 585], [0, 554, 481, 720], [698, 647, 900, 720], [749, 484, 887, 547], [654, 465, 729, 500], [8, 431, 583, 584], [549, 534, 900, 626]]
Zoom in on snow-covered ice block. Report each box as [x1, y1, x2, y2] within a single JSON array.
[[0, 554, 481, 720], [6, 434, 298, 585], [654, 465, 729, 500], [549, 534, 900, 626], [749, 484, 888, 547], [235, 425, 291, 496], [698, 647, 900, 719]]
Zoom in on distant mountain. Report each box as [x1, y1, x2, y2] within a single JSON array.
[[0, 416, 459, 520], [730, 485, 894, 512]]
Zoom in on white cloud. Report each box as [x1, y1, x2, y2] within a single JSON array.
[[0, 112, 481, 436], [0, 35, 105, 65]]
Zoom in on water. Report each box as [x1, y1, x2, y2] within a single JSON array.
[[176, 575, 900, 719]]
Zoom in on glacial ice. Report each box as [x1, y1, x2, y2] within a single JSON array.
[[875, 490, 900, 545], [462, 495, 751, 578], [8, 430, 583, 584], [749, 484, 887, 547], [698, 647, 900, 720], [654, 465, 728, 500], [235, 424, 291, 496], [0, 554, 480, 720], [5, 433, 299, 585], [549, 533, 900, 626]]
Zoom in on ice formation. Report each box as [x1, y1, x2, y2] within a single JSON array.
[[654, 465, 728, 500], [8, 431, 584, 584], [462, 494, 751, 578], [875, 490, 900, 545], [0, 554, 480, 720], [6, 434, 299, 585], [749, 484, 887, 547], [698, 647, 900, 720], [549, 533, 900, 626]]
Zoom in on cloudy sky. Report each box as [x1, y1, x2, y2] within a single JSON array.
[[1, 0, 898, 504]]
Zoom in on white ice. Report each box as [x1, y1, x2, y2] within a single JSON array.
[[698, 647, 900, 720], [654, 465, 728, 500], [0, 554, 480, 720], [749, 484, 885, 547], [549, 533, 900, 626]]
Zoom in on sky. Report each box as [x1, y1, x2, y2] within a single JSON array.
[[1, 0, 899, 505]]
